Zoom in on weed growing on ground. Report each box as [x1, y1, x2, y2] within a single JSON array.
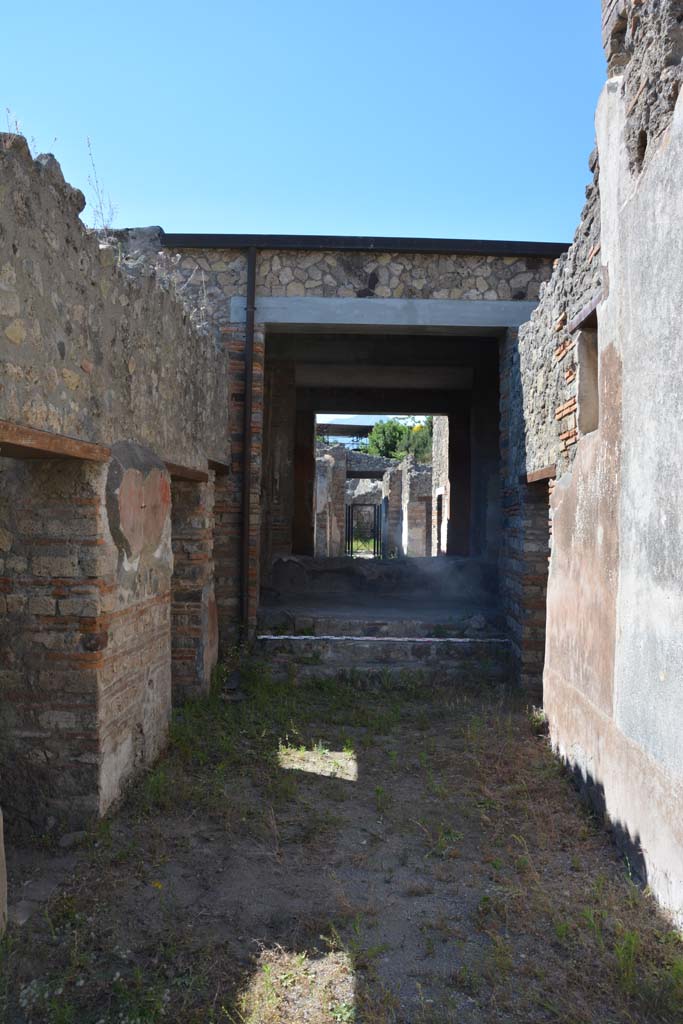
[[4, 665, 683, 1024]]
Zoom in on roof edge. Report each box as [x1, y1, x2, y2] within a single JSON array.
[[160, 231, 570, 258]]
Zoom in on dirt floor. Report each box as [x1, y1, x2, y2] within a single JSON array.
[[2, 661, 683, 1024]]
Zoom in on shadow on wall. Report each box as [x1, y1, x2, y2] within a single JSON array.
[[568, 762, 647, 888]]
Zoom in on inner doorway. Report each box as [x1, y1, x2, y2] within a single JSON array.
[[344, 501, 384, 558]]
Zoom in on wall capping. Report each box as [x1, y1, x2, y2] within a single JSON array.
[[165, 461, 210, 482], [0, 420, 111, 462], [522, 464, 557, 485]]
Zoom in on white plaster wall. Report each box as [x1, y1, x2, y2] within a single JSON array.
[[602, 87, 683, 781], [549, 79, 683, 926]]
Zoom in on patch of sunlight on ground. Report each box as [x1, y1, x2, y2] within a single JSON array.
[[277, 743, 358, 782], [232, 945, 355, 1024]]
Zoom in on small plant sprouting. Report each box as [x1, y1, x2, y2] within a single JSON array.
[[86, 136, 116, 238], [330, 1000, 356, 1022], [581, 906, 606, 950], [614, 928, 639, 996], [375, 785, 391, 815], [529, 705, 549, 736]]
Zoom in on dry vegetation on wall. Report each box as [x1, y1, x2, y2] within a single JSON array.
[[1, 664, 682, 1024]]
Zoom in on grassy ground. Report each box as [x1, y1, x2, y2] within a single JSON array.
[[1, 660, 682, 1023]]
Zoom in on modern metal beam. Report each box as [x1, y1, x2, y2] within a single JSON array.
[[162, 231, 569, 259], [230, 296, 538, 331]]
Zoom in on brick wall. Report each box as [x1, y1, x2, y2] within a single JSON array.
[[217, 324, 265, 640], [0, 136, 232, 839], [170, 475, 218, 701], [498, 329, 554, 697], [0, 442, 174, 829], [261, 361, 296, 572], [0, 457, 106, 829]]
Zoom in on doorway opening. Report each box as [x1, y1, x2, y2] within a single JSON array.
[[345, 501, 384, 557], [258, 328, 503, 634]]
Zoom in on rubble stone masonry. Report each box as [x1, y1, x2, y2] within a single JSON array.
[[0, 135, 229, 843]]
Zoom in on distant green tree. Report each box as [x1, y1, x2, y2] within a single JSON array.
[[365, 419, 410, 459], [360, 416, 433, 462], [405, 415, 433, 462]]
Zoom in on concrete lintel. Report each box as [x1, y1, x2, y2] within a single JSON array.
[[230, 296, 538, 331]]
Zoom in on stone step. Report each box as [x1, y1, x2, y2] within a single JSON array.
[[255, 634, 511, 684], [257, 610, 504, 640]]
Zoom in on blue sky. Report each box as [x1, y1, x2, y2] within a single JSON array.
[[3, 1, 604, 242]]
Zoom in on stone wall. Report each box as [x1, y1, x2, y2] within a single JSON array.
[[0, 443, 173, 830], [497, 96, 602, 691], [170, 475, 218, 701], [346, 451, 397, 475], [431, 416, 449, 556], [0, 458, 107, 829], [401, 458, 433, 557], [515, 0, 683, 925], [603, 0, 683, 170], [0, 136, 230, 840], [160, 249, 554, 326], [346, 478, 383, 505], [381, 466, 403, 558], [0, 810, 5, 936], [313, 445, 347, 558], [1, 141, 229, 471]]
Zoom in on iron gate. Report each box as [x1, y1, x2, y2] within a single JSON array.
[[345, 503, 383, 557]]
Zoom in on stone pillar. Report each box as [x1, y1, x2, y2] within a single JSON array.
[[382, 465, 403, 557], [447, 405, 472, 555], [213, 469, 238, 645], [99, 442, 173, 813], [0, 442, 174, 828], [170, 475, 218, 701], [0, 456, 109, 827], [401, 458, 433, 556], [217, 323, 266, 641], [261, 360, 296, 569], [292, 409, 316, 556], [314, 453, 334, 557], [0, 808, 6, 937], [431, 416, 449, 556], [329, 447, 348, 557]]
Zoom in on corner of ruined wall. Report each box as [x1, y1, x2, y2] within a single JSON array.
[[0, 135, 229, 469], [0, 137, 231, 839], [602, 0, 683, 173]]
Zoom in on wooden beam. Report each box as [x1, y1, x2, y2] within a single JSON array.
[[316, 423, 373, 438], [346, 469, 386, 480], [165, 461, 209, 483], [522, 464, 557, 485], [298, 387, 454, 414], [568, 292, 601, 334], [0, 420, 110, 462], [208, 459, 231, 476]]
